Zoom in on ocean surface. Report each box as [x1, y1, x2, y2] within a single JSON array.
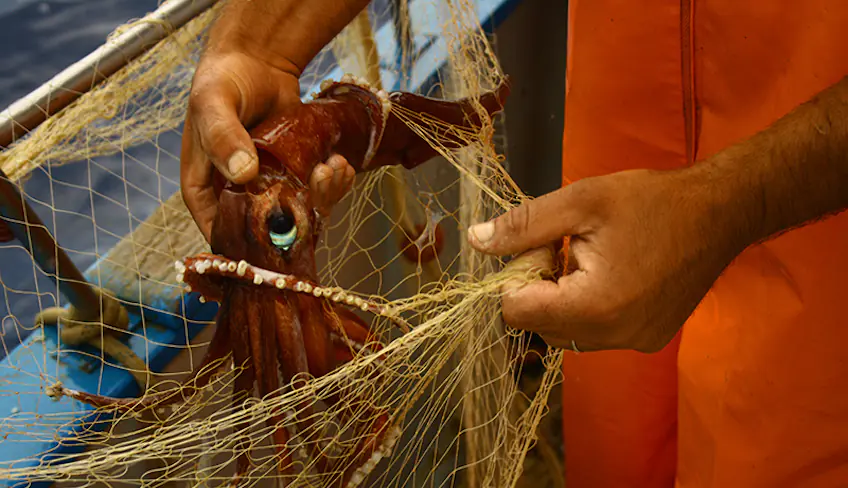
[[0, 0, 178, 356]]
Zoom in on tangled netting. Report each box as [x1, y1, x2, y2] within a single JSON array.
[[0, 0, 564, 486]]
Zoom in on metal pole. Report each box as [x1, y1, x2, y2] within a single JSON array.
[[0, 0, 219, 315], [0, 0, 219, 149]]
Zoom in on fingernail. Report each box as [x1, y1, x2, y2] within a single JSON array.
[[468, 221, 495, 244], [228, 150, 254, 178], [328, 155, 346, 170]]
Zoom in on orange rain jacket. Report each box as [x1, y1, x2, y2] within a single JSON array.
[[560, 1, 848, 487]]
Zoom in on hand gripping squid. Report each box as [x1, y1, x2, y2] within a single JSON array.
[[54, 74, 510, 487]]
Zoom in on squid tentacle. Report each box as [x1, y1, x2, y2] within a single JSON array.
[[321, 311, 397, 488], [228, 286, 258, 487], [50, 309, 233, 411], [180, 254, 411, 332], [327, 307, 386, 362], [271, 290, 325, 476], [244, 288, 293, 477]]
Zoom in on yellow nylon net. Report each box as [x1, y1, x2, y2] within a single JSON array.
[[0, 1, 564, 486]]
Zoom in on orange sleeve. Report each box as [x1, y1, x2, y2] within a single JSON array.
[[561, 331, 680, 487]]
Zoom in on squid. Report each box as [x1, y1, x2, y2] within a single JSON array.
[[55, 74, 510, 487]]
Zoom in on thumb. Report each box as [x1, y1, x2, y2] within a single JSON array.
[[189, 76, 259, 184], [467, 185, 586, 256]]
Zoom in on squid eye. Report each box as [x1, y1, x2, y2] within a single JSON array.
[[268, 211, 297, 251]]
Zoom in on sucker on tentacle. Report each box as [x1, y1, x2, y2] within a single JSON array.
[[176, 255, 411, 333]]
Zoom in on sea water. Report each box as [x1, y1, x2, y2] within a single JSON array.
[[0, 0, 164, 356]]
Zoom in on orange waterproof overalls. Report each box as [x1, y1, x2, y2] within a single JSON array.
[[561, 1, 848, 486]]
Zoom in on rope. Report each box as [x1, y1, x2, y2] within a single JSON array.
[[35, 289, 152, 390]]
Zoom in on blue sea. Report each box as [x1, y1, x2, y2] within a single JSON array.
[[0, 0, 168, 357]]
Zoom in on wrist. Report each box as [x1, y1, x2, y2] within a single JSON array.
[[682, 154, 766, 261], [205, 27, 303, 79], [203, 0, 370, 78], [692, 77, 848, 255]]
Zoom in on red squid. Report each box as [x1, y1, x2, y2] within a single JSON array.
[[55, 74, 510, 487]]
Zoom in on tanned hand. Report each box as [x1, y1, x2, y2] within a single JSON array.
[[469, 76, 848, 353], [180, 0, 368, 242]]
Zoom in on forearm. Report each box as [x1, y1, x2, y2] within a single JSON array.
[[701, 76, 848, 253], [206, 0, 371, 75]]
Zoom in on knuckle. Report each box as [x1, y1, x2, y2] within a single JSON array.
[[568, 177, 595, 196], [561, 179, 589, 206], [188, 74, 216, 110], [563, 178, 604, 221], [197, 119, 231, 155], [501, 203, 533, 237], [202, 115, 227, 136], [188, 68, 236, 119], [188, 92, 215, 130]]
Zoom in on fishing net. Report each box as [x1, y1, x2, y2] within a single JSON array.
[[0, 0, 564, 486]]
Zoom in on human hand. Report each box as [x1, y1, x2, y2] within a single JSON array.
[[180, 51, 355, 242], [468, 168, 747, 353]]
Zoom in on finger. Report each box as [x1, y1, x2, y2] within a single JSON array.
[[309, 163, 334, 216], [501, 246, 556, 295], [328, 154, 348, 191], [500, 271, 604, 351], [326, 154, 355, 207], [310, 155, 355, 216], [189, 73, 258, 184], [500, 279, 566, 332], [501, 246, 570, 329], [467, 184, 589, 256], [180, 114, 217, 243]]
